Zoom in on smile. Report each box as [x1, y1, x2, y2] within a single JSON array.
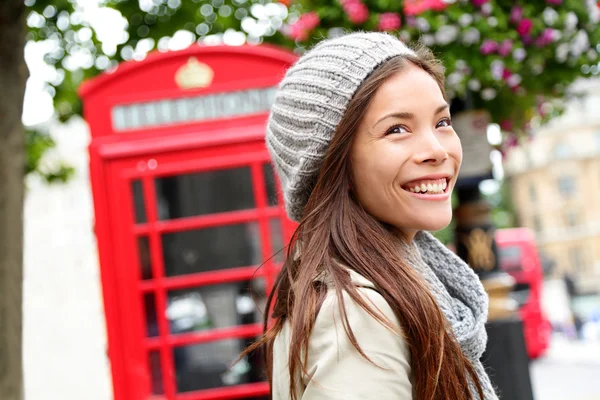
[[402, 178, 448, 195]]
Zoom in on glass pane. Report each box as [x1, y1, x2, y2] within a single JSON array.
[[143, 102, 158, 126], [155, 167, 255, 220], [112, 107, 126, 130], [148, 351, 164, 395], [131, 180, 147, 224], [162, 223, 262, 277], [174, 336, 265, 393], [144, 292, 159, 337], [138, 236, 152, 280], [145, 281, 266, 338], [165, 280, 266, 335], [269, 219, 285, 264], [263, 163, 278, 206]]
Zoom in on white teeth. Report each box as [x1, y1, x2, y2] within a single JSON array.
[[405, 179, 450, 194]]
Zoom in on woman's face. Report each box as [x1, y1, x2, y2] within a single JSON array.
[[350, 63, 462, 239]]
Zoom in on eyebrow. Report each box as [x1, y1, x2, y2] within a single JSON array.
[[374, 103, 450, 127]]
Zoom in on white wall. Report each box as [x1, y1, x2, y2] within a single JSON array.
[[23, 118, 113, 400]]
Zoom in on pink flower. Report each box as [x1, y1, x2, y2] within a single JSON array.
[[377, 13, 401, 31], [510, 6, 523, 24], [517, 19, 533, 36], [430, 0, 449, 11], [480, 40, 498, 55], [302, 12, 321, 29], [403, 0, 449, 16], [286, 12, 320, 41], [546, 0, 562, 4], [500, 120, 514, 132], [498, 39, 513, 57], [472, 0, 489, 6], [287, 25, 308, 41], [502, 68, 512, 80], [535, 28, 557, 47], [341, 0, 369, 24]]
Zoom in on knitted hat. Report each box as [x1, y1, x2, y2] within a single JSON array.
[[266, 32, 416, 222]]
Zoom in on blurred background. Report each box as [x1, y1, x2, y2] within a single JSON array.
[[1, 0, 600, 399]]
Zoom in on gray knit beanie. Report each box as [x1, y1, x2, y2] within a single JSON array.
[[266, 32, 416, 222]]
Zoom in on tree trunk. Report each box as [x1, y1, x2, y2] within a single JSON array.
[[0, 0, 28, 399]]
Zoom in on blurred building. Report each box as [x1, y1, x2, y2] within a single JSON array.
[[504, 79, 600, 294]]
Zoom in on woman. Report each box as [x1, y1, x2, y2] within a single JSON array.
[[248, 32, 498, 400]]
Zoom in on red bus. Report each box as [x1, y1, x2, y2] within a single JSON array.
[[495, 228, 552, 359]]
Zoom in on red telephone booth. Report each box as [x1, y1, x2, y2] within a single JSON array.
[[79, 44, 297, 400]]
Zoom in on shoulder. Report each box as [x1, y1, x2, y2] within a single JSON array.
[[309, 268, 410, 362], [313, 285, 404, 349], [301, 283, 413, 399], [314, 267, 399, 331], [319, 284, 395, 323]]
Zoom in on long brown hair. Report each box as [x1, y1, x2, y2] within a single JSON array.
[[244, 45, 484, 400]]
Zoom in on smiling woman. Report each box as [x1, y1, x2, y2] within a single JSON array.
[[240, 32, 498, 400]]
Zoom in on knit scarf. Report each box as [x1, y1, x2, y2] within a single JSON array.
[[410, 231, 499, 400]]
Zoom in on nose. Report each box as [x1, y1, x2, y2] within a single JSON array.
[[413, 130, 448, 166]]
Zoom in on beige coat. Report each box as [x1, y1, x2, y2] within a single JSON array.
[[272, 269, 413, 399]]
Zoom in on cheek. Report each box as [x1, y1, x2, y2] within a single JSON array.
[[352, 149, 391, 194], [446, 133, 463, 165], [351, 146, 407, 213], [353, 157, 385, 196]]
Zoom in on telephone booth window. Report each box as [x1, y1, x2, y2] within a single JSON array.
[[132, 180, 147, 224], [143, 279, 267, 337], [154, 167, 256, 219]]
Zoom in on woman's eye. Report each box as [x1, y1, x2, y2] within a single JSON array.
[[437, 118, 452, 128], [385, 125, 408, 135]]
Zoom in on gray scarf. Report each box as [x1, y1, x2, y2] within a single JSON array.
[[411, 231, 499, 400]]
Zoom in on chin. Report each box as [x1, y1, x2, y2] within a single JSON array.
[[405, 212, 453, 232]]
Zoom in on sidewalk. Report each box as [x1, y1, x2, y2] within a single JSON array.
[[530, 335, 600, 400], [541, 335, 600, 366]]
